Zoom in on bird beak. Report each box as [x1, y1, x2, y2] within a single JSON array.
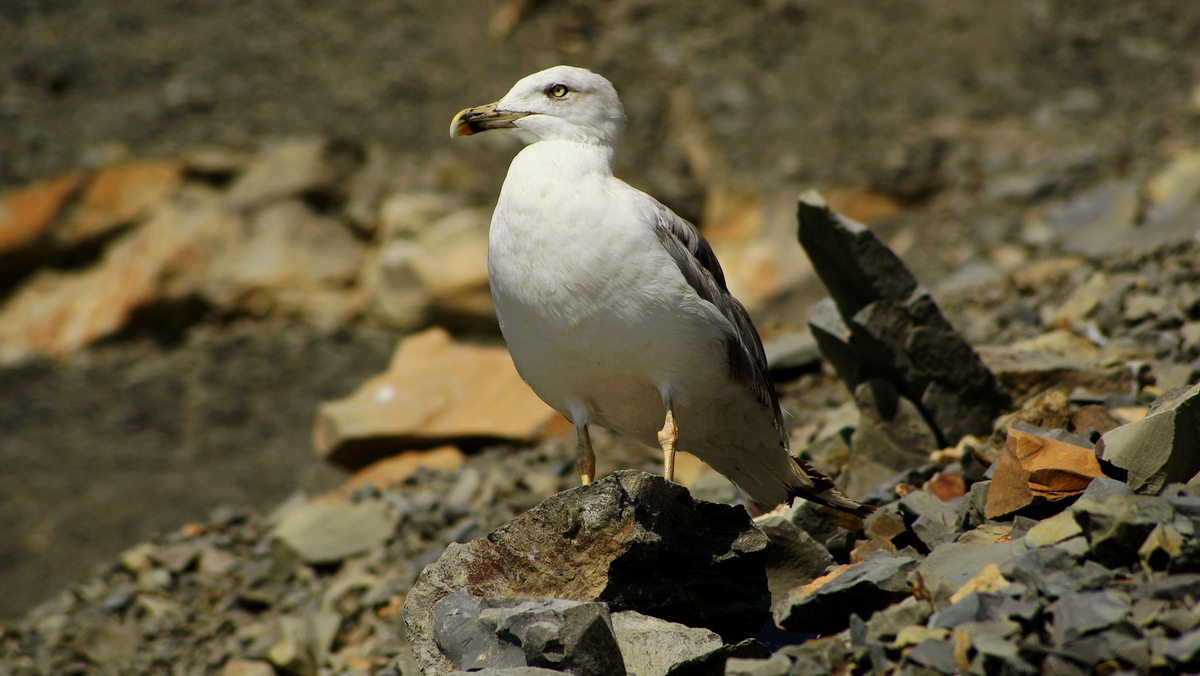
[[450, 102, 530, 139]]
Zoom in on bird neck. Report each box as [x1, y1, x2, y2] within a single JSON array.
[[509, 139, 618, 181]]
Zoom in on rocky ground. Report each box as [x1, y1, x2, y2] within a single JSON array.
[[2, 1, 1200, 674]]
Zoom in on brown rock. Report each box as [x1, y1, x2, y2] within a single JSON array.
[[403, 470, 770, 673], [824, 186, 904, 225], [1009, 256, 1086, 292], [313, 328, 560, 469], [924, 472, 967, 502], [0, 196, 238, 363], [0, 173, 82, 252], [339, 446, 465, 494], [984, 427, 1105, 519], [59, 161, 183, 245], [206, 199, 364, 325]]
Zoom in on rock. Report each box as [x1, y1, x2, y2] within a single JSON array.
[[1044, 179, 1140, 258], [1008, 256, 1087, 293], [432, 591, 624, 676], [846, 380, 940, 495], [271, 498, 397, 564], [0, 173, 82, 253], [1022, 511, 1083, 547], [58, 161, 184, 245], [903, 638, 959, 674], [220, 659, 277, 676], [404, 470, 770, 674], [756, 515, 835, 606], [1097, 382, 1200, 495], [313, 328, 559, 469], [911, 542, 1022, 609], [1049, 589, 1132, 645], [225, 137, 363, 210], [976, 346, 1132, 403], [1073, 494, 1176, 568], [866, 595, 932, 643], [0, 193, 239, 364], [609, 611, 724, 676], [898, 489, 958, 550], [798, 191, 1013, 448], [773, 551, 920, 634], [1139, 523, 1185, 571], [206, 198, 365, 323], [1146, 149, 1200, 223], [985, 427, 1105, 518], [339, 446, 466, 494], [761, 328, 823, 376], [71, 621, 140, 665]]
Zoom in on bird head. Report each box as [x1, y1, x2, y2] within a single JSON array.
[[450, 65, 626, 149]]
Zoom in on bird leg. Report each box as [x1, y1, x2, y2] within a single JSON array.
[[576, 423, 595, 485], [657, 408, 678, 482]]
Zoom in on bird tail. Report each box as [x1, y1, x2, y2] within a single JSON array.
[[787, 457, 876, 525]]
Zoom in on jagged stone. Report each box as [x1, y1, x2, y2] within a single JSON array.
[[1073, 494, 1176, 568], [773, 551, 920, 634], [897, 489, 958, 550], [1048, 590, 1132, 645], [432, 591, 623, 676], [912, 542, 1022, 609], [404, 470, 770, 675], [798, 191, 1014, 448], [757, 515, 835, 606], [1097, 383, 1200, 495]]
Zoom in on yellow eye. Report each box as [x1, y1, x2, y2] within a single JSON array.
[[549, 84, 569, 99]]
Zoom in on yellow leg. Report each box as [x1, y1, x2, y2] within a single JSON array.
[[657, 408, 678, 482], [576, 424, 595, 485]]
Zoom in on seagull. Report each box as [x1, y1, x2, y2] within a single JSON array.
[[451, 65, 872, 517]]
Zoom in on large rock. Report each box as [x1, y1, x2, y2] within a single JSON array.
[[271, 497, 397, 564], [432, 591, 624, 676], [1097, 383, 1200, 495], [403, 470, 771, 675], [798, 191, 1013, 448], [312, 328, 560, 468]]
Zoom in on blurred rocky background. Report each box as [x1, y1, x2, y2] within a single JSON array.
[[2, 1, 1200, 674]]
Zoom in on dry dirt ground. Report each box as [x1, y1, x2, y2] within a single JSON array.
[[1, 0, 1199, 621]]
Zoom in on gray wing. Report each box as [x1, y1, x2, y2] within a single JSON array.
[[647, 199, 786, 441]]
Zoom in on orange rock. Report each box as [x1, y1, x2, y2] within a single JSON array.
[[825, 187, 904, 225], [0, 198, 238, 363], [0, 174, 82, 252], [984, 427, 1105, 519], [924, 473, 967, 502], [851, 538, 897, 563], [313, 328, 561, 469], [58, 161, 183, 245], [339, 446, 465, 494]]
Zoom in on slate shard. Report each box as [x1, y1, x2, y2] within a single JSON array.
[[797, 191, 1014, 447]]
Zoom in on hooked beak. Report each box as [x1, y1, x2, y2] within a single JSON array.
[[449, 102, 530, 138]]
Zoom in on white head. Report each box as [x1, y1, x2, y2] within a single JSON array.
[[450, 66, 626, 150]]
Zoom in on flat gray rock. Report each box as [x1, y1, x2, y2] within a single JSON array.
[[433, 591, 623, 676], [609, 611, 722, 676], [1097, 382, 1200, 495], [270, 499, 396, 564]]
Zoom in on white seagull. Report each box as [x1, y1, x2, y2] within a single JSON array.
[[451, 65, 871, 517]]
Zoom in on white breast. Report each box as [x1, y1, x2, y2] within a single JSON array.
[[487, 142, 730, 441]]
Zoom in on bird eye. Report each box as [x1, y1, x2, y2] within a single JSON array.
[[548, 84, 569, 99]]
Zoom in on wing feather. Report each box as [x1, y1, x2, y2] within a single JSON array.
[[645, 199, 786, 442]]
